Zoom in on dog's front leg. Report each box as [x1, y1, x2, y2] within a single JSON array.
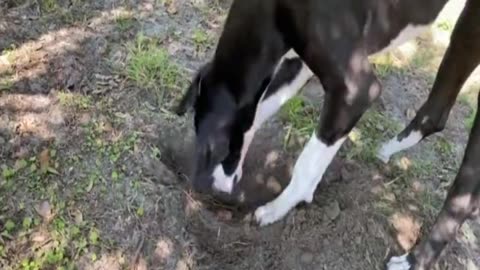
[[255, 44, 382, 226]]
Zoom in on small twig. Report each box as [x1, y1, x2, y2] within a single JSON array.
[[383, 246, 391, 260], [130, 236, 145, 270], [384, 177, 400, 187]]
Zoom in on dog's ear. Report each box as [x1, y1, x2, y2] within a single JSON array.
[[175, 63, 211, 116]]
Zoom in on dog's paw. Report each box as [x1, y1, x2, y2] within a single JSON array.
[[386, 254, 412, 270], [254, 201, 290, 226], [376, 148, 391, 164]]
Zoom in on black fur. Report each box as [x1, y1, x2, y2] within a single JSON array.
[[175, 0, 480, 268]]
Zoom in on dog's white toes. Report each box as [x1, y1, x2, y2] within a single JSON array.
[[386, 254, 412, 270], [254, 201, 289, 226], [376, 148, 391, 164]]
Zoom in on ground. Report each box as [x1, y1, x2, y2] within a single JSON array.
[[1, 0, 479, 269]]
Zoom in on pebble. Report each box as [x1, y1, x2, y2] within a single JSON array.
[[216, 210, 233, 221], [300, 252, 314, 264], [406, 108, 416, 120], [383, 192, 396, 202], [355, 235, 362, 245], [266, 176, 282, 193], [325, 200, 341, 220]]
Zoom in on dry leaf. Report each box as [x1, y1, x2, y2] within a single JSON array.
[[406, 108, 416, 120], [31, 231, 49, 242], [166, 0, 178, 14], [72, 209, 83, 224], [35, 200, 53, 222], [39, 149, 50, 173]]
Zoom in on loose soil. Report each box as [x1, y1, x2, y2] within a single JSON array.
[[1, 0, 479, 269]]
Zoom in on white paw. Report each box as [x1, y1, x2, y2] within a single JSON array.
[[212, 177, 234, 194], [387, 254, 412, 270], [255, 201, 290, 226], [377, 147, 391, 164]]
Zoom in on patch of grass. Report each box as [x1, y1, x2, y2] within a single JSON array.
[[115, 13, 136, 32], [40, 0, 59, 13], [417, 188, 444, 218], [3, 214, 100, 270], [458, 87, 479, 131], [371, 53, 398, 78], [464, 109, 476, 131], [0, 72, 14, 91], [192, 29, 212, 50], [280, 96, 318, 140], [408, 46, 436, 71], [57, 92, 92, 111], [433, 137, 455, 158], [1, 44, 17, 63], [1, 45, 17, 91], [126, 34, 185, 105], [0, 149, 106, 269], [280, 98, 402, 162], [373, 199, 396, 217], [345, 108, 402, 163]]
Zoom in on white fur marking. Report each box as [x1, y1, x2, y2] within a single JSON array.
[[255, 134, 346, 226], [253, 63, 313, 127], [373, 24, 430, 56], [212, 165, 235, 193], [386, 254, 412, 270], [377, 131, 423, 163], [212, 58, 313, 192]]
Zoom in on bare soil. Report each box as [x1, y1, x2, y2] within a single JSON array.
[[1, 0, 479, 269]]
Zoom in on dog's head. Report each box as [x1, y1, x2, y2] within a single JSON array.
[[176, 63, 244, 194]]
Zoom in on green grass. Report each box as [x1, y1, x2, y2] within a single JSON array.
[[0, 72, 14, 91], [408, 45, 436, 71], [0, 146, 98, 269], [280, 97, 403, 162], [458, 86, 479, 131], [433, 137, 455, 158], [192, 29, 212, 50], [0, 45, 17, 91], [346, 108, 402, 163], [126, 34, 185, 105], [1, 44, 17, 63], [0, 115, 144, 269], [464, 110, 476, 131], [57, 92, 92, 111], [40, 0, 59, 13], [279, 96, 317, 145], [371, 53, 398, 78], [115, 13, 136, 32]]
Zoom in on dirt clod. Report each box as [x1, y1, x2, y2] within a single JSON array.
[[35, 201, 53, 222], [325, 200, 341, 220], [300, 252, 314, 264]]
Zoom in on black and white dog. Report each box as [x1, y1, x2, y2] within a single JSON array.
[[176, 0, 480, 269]]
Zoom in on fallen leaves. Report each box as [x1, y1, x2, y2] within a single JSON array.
[[35, 200, 54, 222], [38, 148, 60, 175]]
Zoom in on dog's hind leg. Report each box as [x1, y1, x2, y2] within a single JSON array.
[[377, 0, 480, 164], [387, 86, 480, 270]]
